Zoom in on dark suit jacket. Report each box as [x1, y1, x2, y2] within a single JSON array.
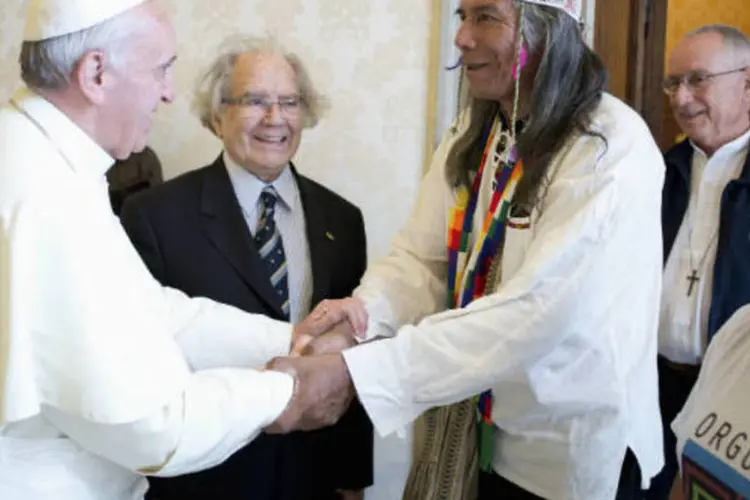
[[662, 139, 750, 340], [119, 156, 373, 500], [108, 146, 163, 215]]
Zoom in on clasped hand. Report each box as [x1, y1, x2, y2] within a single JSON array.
[[266, 298, 368, 434]]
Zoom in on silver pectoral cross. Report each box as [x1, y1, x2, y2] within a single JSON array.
[[686, 269, 699, 297]]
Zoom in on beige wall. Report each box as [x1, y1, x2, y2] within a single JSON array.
[[0, 0, 434, 263]]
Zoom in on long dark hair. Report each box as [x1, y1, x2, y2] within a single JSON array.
[[446, 3, 608, 210]]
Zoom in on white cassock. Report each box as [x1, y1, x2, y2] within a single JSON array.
[[343, 93, 666, 499], [0, 88, 295, 499]]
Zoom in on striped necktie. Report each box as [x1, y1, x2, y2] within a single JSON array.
[[255, 186, 290, 319]]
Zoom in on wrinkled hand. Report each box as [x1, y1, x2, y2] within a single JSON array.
[[291, 298, 368, 355], [264, 354, 354, 433]]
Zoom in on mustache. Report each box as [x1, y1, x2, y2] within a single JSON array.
[[446, 56, 462, 71]]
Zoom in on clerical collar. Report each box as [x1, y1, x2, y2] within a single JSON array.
[[9, 87, 113, 180], [690, 127, 750, 161]]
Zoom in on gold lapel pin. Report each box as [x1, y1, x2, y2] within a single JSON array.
[[325, 231, 335, 241]]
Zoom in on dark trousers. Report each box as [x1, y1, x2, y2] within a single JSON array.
[[478, 449, 642, 500], [645, 356, 700, 500]]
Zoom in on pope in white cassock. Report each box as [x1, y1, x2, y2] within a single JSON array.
[[0, 1, 338, 498]]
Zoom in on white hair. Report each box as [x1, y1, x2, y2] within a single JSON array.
[[688, 25, 750, 66], [19, 7, 157, 91], [192, 35, 329, 135]]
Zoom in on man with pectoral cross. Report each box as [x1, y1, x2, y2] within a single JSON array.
[[647, 25, 750, 500]]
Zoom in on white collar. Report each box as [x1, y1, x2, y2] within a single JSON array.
[[690, 127, 750, 161], [10, 87, 113, 179], [222, 151, 298, 212]]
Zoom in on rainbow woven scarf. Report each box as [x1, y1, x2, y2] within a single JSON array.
[[446, 115, 524, 473]]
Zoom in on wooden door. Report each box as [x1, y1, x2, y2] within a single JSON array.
[[594, 0, 672, 149]]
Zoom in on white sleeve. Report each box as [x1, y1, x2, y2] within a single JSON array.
[[353, 126, 457, 341], [42, 368, 294, 476], [344, 126, 664, 436], [160, 287, 293, 370]]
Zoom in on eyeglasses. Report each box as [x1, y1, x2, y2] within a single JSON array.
[[662, 67, 748, 96], [221, 93, 303, 117]]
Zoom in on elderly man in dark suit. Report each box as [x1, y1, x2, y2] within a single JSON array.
[[120, 36, 373, 500]]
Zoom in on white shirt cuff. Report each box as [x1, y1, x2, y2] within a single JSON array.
[[343, 335, 423, 437], [354, 292, 398, 342]]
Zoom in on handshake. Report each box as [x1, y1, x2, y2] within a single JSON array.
[[264, 298, 369, 434]]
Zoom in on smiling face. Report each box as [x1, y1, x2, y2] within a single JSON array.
[[667, 31, 750, 155], [455, 0, 529, 108], [211, 51, 303, 182]]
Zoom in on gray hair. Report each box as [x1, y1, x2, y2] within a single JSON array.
[[687, 24, 750, 65], [193, 35, 329, 135], [19, 7, 156, 91], [446, 2, 607, 210]]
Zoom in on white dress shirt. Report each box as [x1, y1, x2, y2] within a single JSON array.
[[659, 129, 750, 364], [344, 94, 665, 499], [223, 153, 313, 323], [0, 88, 295, 500]]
